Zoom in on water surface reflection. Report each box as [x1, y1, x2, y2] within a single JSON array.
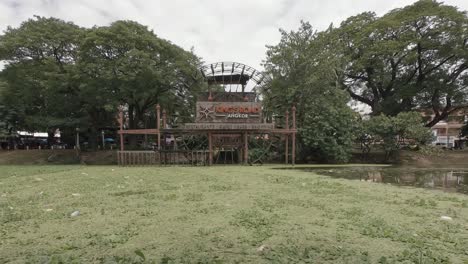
[[301, 167, 468, 194]]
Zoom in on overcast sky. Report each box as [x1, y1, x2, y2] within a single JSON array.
[[1, 0, 467, 71]]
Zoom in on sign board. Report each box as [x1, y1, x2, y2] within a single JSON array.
[[182, 123, 274, 130], [196, 102, 263, 123]]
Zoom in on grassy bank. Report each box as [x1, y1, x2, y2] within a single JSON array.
[[1, 165, 467, 263], [0, 150, 117, 165], [0, 150, 80, 165]]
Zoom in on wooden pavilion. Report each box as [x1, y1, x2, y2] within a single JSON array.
[[117, 62, 296, 166]]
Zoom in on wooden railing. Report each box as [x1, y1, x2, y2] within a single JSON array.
[[117, 150, 209, 166], [117, 151, 159, 166]]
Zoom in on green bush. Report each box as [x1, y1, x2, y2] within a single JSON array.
[[364, 112, 433, 160]]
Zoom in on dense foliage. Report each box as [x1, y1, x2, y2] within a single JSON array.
[[263, 22, 360, 163], [263, 0, 467, 162], [0, 16, 203, 148], [335, 0, 468, 127], [363, 112, 433, 159], [0, 17, 84, 142]]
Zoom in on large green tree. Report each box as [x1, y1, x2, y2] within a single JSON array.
[[0, 16, 85, 143], [263, 22, 360, 163], [263, 0, 467, 161], [0, 17, 204, 149], [78, 21, 203, 146], [334, 0, 468, 126]]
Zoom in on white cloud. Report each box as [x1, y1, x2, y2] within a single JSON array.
[[0, 0, 467, 71]]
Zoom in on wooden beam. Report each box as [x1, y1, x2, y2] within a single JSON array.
[[156, 104, 161, 150], [161, 128, 297, 134], [292, 106, 296, 166], [208, 132, 213, 166], [292, 106, 296, 129], [118, 128, 297, 135], [243, 133, 248, 165], [118, 129, 160, 135], [292, 133, 295, 166], [118, 110, 124, 151], [162, 108, 167, 150]]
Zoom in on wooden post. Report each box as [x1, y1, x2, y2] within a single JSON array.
[[101, 130, 105, 150], [162, 109, 167, 151], [292, 106, 296, 166], [285, 110, 289, 164], [118, 109, 124, 151], [244, 133, 248, 165], [75, 128, 80, 150], [156, 105, 161, 150], [446, 122, 449, 147], [238, 148, 242, 164], [208, 132, 213, 166]]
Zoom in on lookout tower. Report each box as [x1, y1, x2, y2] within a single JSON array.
[[117, 61, 296, 166]]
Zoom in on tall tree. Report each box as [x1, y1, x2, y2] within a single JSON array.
[[264, 22, 360, 162], [0, 16, 85, 143], [78, 21, 204, 146], [0, 17, 204, 149], [334, 0, 468, 126]]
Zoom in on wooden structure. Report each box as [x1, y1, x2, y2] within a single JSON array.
[[117, 150, 209, 166], [117, 62, 297, 166]]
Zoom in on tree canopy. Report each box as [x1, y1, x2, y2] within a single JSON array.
[[264, 0, 467, 131], [263, 22, 361, 163], [334, 0, 468, 126], [0, 16, 84, 141], [262, 0, 466, 161], [0, 16, 203, 148]]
